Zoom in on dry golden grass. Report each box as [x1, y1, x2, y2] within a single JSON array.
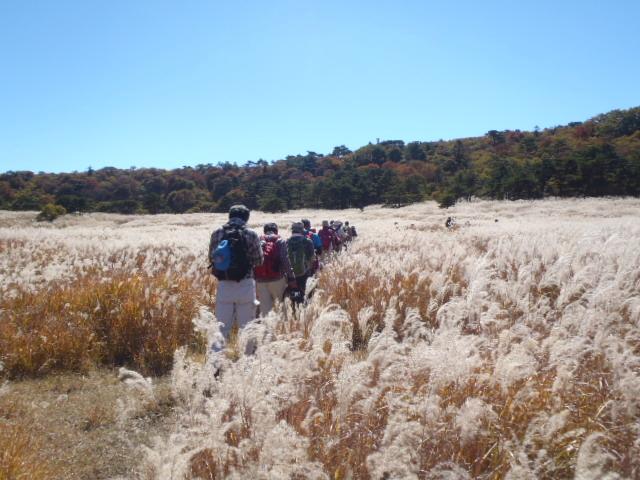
[[273, 351, 390, 480], [291, 240, 640, 479], [320, 262, 466, 349], [404, 353, 639, 479], [2, 200, 640, 478], [0, 371, 178, 480], [0, 394, 61, 479], [0, 269, 206, 378], [189, 448, 218, 480], [0, 421, 61, 480]]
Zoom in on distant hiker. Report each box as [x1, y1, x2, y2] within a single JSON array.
[[302, 218, 322, 272], [333, 220, 347, 251], [349, 223, 358, 239], [209, 204, 263, 356], [301, 218, 315, 233], [286, 222, 315, 304], [319, 220, 338, 258], [302, 218, 322, 253], [343, 221, 353, 243], [446, 216, 454, 229], [254, 223, 296, 316]]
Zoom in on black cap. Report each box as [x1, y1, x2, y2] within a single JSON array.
[[229, 204, 250, 222], [301, 219, 311, 229]]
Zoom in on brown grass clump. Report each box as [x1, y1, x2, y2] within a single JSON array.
[[408, 352, 640, 478], [186, 398, 258, 479], [0, 269, 205, 378], [190, 448, 218, 480], [319, 259, 467, 350], [1, 371, 179, 479], [0, 396, 60, 479], [0, 421, 61, 479], [276, 355, 389, 479], [222, 398, 253, 448]]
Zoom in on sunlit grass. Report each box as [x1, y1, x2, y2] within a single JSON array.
[[0, 269, 206, 378], [1, 198, 639, 478]]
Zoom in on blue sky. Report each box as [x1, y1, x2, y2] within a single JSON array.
[[1, 0, 639, 173]]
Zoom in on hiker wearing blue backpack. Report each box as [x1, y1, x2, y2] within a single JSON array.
[[209, 204, 263, 355], [286, 222, 316, 304], [254, 223, 297, 316]]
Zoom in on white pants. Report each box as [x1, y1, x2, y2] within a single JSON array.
[[214, 278, 258, 350], [256, 277, 287, 316]]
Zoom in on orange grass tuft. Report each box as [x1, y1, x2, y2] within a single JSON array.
[[0, 269, 205, 378], [0, 416, 60, 479], [190, 448, 218, 480]]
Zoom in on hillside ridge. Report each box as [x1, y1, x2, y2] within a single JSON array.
[[1, 106, 639, 212]]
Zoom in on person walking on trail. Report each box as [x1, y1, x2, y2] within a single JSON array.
[[343, 221, 353, 243], [286, 222, 316, 304], [254, 222, 296, 316], [319, 220, 338, 258], [302, 219, 322, 254], [335, 220, 350, 250], [344, 221, 358, 243], [302, 218, 322, 272], [209, 204, 263, 356], [446, 216, 456, 229], [332, 220, 346, 252]]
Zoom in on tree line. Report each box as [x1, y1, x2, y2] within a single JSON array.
[[1, 106, 639, 215]]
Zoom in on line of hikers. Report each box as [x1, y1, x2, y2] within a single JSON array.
[[208, 204, 357, 357]]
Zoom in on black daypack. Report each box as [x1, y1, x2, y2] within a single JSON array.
[[213, 223, 251, 281]]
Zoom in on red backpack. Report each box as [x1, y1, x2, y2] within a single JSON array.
[[319, 227, 335, 250], [254, 234, 281, 280]]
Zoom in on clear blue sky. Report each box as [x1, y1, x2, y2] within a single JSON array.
[[1, 0, 639, 173]]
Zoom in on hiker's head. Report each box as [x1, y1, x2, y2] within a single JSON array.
[[301, 219, 311, 230], [291, 222, 305, 234], [322, 220, 329, 228], [229, 204, 250, 222], [345, 221, 349, 226], [264, 223, 278, 234]]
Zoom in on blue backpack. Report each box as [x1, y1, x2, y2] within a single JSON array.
[[212, 239, 231, 271]]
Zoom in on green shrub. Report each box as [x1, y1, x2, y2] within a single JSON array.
[[36, 203, 67, 222]]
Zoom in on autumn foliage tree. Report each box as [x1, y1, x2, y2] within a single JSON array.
[[1, 106, 639, 213]]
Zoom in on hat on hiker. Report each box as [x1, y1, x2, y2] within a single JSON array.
[[301, 219, 311, 230], [322, 220, 329, 227], [229, 204, 250, 222], [291, 222, 305, 234], [264, 222, 278, 234]]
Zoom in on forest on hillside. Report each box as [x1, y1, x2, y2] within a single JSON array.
[[1, 106, 639, 214]]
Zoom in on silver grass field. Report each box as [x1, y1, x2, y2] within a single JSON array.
[[1, 198, 639, 479]]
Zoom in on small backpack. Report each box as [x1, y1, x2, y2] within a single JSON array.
[[308, 231, 322, 250], [212, 240, 231, 271], [212, 223, 250, 281], [254, 234, 281, 281], [287, 236, 309, 277], [319, 228, 334, 250]]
